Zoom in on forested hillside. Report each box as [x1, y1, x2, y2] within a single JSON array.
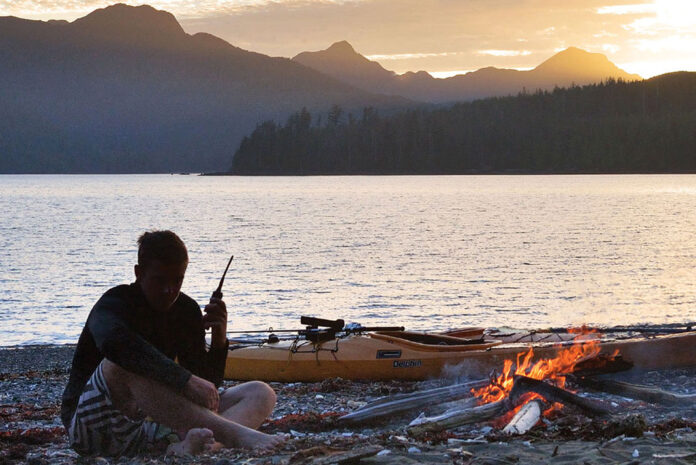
[[230, 73, 696, 174]]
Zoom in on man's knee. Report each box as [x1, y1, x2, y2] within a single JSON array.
[[250, 381, 277, 410], [223, 380, 276, 411]]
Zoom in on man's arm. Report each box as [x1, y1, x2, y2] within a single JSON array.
[[177, 297, 229, 387], [88, 294, 192, 392]]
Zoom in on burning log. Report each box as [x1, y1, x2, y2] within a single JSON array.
[[571, 354, 634, 377], [510, 375, 612, 416], [407, 399, 509, 435], [574, 377, 696, 406], [339, 378, 487, 424], [502, 399, 543, 435]]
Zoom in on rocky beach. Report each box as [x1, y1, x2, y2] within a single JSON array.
[[2, 345, 696, 465]]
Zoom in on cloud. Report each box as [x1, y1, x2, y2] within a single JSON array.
[[179, 0, 628, 71], [596, 3, 655, 15], [478, 50, 533, 57], [366, 52, 458, 61], [0, 0, 315, 20], [601, 43, 621, 54]]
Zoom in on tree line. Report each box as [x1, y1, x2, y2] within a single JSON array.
[[229, 72, 696, 174]]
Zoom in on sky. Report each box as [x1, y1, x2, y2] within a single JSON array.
[[2, 0, 694, 78]]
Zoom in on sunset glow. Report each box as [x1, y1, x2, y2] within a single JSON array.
[[0, 0, 694, 78]]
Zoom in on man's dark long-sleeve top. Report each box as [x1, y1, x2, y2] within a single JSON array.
[[60, 283, 229, 428]]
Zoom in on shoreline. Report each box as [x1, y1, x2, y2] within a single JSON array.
[[2, 346, 696, 464]]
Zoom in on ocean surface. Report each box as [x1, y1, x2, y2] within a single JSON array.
[[1, 174, 695, 347]]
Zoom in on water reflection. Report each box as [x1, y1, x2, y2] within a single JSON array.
[[0, 174, 695, 346]]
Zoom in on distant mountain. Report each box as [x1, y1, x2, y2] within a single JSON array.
[[294, 41, 397, 94], [293, 43, 643, 103], [0, 4, 406, 173]]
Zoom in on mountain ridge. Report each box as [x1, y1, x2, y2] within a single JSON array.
[[293, 41, 642, 102]]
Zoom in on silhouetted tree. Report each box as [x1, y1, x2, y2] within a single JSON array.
[[230, 73, 696, 175]]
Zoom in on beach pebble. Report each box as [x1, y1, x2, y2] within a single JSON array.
[[407, 446, 421, 454], [347, 400, 367, 409], [377, 449, 391, 456], [290, 429, 306, 437], [25, 456, 48, 465], [632, 449, 640, 458], [315, 394, 324, 399]]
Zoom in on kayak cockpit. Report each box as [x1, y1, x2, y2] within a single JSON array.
[[370, 331, 501, 352]]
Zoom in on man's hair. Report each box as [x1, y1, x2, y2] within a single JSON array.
[[137, 230, 188, 268]]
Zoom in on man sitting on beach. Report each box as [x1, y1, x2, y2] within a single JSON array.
[[60, 230, 284, 456]]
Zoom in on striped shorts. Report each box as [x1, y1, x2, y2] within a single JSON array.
[[67, 361, 170, 456]]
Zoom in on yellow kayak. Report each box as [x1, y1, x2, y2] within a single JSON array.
[[225, 328, 696, 382]]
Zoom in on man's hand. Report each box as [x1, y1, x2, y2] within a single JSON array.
[[183, 375, 220, 412], [203, 297, 227, 349]]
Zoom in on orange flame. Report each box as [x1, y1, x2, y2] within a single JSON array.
[[473, 328, 605, 406]]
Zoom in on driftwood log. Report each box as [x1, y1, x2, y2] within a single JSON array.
[[510, 375, 612, 416], [574, 377, 696, 406], [502, 399, 543, 435], [357, 378, 488, 409], [436, 395, 482, 413], [339, 378, 487, 423], [309, 446, 383, 465], [407, 398, 509, 434]]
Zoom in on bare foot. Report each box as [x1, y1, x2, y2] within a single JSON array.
[[206, 441, 224, 453], [233, 428, 286, 452], [167, 428, 216, 456]]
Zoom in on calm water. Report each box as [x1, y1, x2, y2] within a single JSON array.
[[1, 174, 695, 346]]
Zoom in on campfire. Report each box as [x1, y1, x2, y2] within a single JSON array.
[[340, 327, 696, 437], [469, 328, 617, 428], [475, 328, 603, 402]]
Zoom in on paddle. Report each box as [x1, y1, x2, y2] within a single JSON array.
[[546, 323, 696, 335], [227, 316, 405, 343]]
